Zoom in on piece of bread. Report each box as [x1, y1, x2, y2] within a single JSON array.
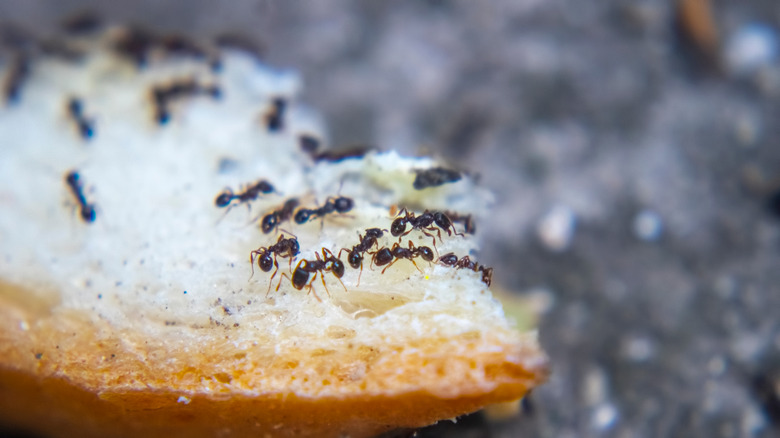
[[0, 28, 549, 438]]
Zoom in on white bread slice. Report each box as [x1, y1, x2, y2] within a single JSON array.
[[0, 29, 548, 437]]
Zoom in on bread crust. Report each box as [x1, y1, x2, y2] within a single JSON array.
[[0, 282, 548, 437]]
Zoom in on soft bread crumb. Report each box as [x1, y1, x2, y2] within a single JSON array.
[[0, 29, 548, 437]]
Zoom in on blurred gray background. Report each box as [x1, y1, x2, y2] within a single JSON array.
[[2, 1, 780, 437]]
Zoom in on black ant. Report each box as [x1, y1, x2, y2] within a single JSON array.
[[371, 241, 434, 274], [412, 166, 462, 190], [277, 248, 346, 301], [249, 233, 300, 295], [294, 196, 354, 224], [65, 170, 96, 223], [265, 97, 286, 132], [389, 209, 461, 253], [151, 78, 220, 124], [259, 198, 299, 234], [436, 253, 493, 287], [67, 97, 95, 139], [215, 179, 274, 212], [444, 210, 476, 235], [338, 228, 386, 286], [4, 52, 30, 104]]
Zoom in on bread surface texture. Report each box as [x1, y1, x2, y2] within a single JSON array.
[[0, 29, 548, 437]]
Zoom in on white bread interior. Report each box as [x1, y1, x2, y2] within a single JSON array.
[[0, 29, 548, 437]]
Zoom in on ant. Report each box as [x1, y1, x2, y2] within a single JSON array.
[[215, 179, 274, 212], [371, 241, 435, 274], [294, 196, 354, 225], [436, 253, 494, 287], [151, 78, 220, 124], [259, 198, 299, 234], [249, 233, 300, 295], [390, 209, 462, 251], [265, 97, 287, 132], [412, 166, 462, 190], [277, 248, 346, 301], [66, 97, 95, 139], [338, 227, 386, 286], [4, 52, 30, 104], [65, 170, 96, 223], [444, 210, 476, 235]]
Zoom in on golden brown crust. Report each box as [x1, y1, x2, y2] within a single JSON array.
[[0, 282, 548, 437], [0, 367, 530, 438]]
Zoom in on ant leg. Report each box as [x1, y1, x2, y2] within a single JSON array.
[[215, 204, 235, 225], [276, 272, 291, 292], [381, 258, 398, 275], [249, 250, 259, 279], [356, 263, 363, 287], [419, 229, 439, 257], [318, 271, 332, 297], [307, 273, 323, 302], [334, 273, 347, 292], [410, 258, 422, 274], [266, 261, 280, 297]]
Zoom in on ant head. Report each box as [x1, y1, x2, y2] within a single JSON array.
[[331, 259, 345, 278], [215, 191, 233, 207], [419, 246, 434, 262], [334, 196, 354, 213], [65, 171, 80, 186], [256, 180, 275, 194], [81, 205, 97, 223], [289, 239, 300, 256], [364, 228, 386, 238]]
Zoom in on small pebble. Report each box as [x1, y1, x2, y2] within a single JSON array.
[[707, 356, 726, 377], [622, 335, 655, 362], [633, 210, 663, 242], [537, 205, 576, 252], [591, 403, 618, 431], [724, 23, 778, 76]]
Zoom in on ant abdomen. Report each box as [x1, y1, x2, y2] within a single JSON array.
[[347, 250, 362, 269], [390, 218, 407, 236], [215, 192, 233, 208], [258, 254, 274, 272], [419, 246, 435, 262], [373, 248, 393, 267], [261, 214, 278, 233]]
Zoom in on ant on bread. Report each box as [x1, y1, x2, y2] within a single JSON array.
[[436, 252, 493, 286], [389, 209, 462, 254], [338, 227, 386, 286], [151, 78, 220, 125], [66, 97, 95, 140], [264, 97, 286, 132], [370, 241, 434, 274], [215, 179, 274, 212], [277, 248, 346, 301], [294, 196, 354, 225], [443, 210, 476, 235], [249, 232, 300, 295], [64, 170, 96, 223], [259, 198, 299, 234]]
